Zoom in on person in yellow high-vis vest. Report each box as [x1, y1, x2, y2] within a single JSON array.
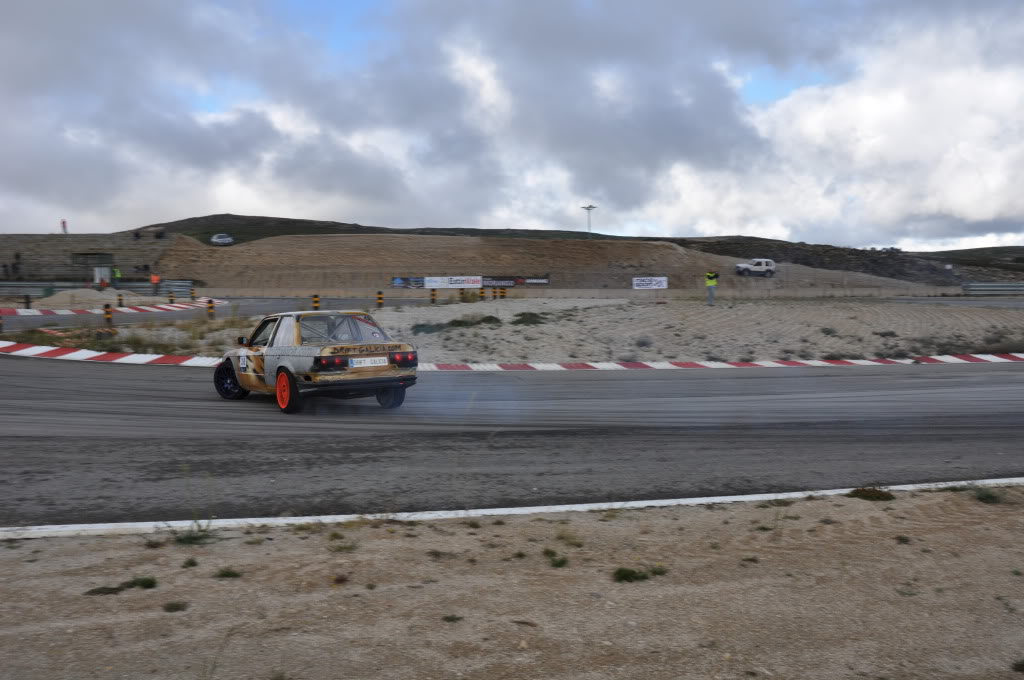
[[705, 270, 719, 306]]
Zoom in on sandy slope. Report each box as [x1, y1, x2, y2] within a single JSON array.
[[3, 488, 1023, 679]]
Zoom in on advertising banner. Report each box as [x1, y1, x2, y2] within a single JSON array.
[[632, 276, 668, 289], [390, 277, 425, 288], [523, 277, 550, 285], [424, 276, 483, 289]]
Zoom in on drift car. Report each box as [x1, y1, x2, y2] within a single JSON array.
[[213, 311, 417, 413]]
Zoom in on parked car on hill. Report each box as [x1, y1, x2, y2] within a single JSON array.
[[213, 310, 417, 413], [735, 258, 777, 277], [209, 233, 234, 246]]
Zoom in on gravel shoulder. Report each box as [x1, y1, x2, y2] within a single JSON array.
[[6, 297, 1023, 362], [3, 487, 1023, 679]]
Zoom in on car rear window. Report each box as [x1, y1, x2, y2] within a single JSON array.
[[299, 314, 390, 344]]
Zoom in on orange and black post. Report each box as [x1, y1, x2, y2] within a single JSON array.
[[312, 294, 321, 311], [490, 287, 497, 300], [376, 290, 384, 309], [190, 287, 196, 301], [430, 288, 437, 305], [168, 291, 176, 304], [459, 289, 466, 303], [206, 299, 215, 319], [116, 293, 124, 308], [499, 287, 507, 300], [103, 303, 113, 327]]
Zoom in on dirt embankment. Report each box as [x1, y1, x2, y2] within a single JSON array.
[[158, 234, 928, 292], [3, 487, 1024, 679]]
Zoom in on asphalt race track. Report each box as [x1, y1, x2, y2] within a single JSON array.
[[2, 355, 1023, 526]]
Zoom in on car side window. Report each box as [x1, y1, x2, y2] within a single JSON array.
[[249, 319, 278, 347], [271, 316, 296, 347]]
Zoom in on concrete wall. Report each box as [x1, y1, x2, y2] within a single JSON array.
[[0, 234, 174, 281]]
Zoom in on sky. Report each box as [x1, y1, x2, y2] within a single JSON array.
[[2, 0, 1024, 251]]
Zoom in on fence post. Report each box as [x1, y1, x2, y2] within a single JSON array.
[[312, 294, 320, 311], [376, 290, 384, 309], [103, 303, 113, 327], [206, 299, 215, 319], [430, 288, 437, 305], [23, 294, 31, 310], [190, 287, 196, 301], [117, 293, 124, 308], [168, 291, 176, 304]]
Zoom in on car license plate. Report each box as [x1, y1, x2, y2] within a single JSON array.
[[349, 356, 389, 368]]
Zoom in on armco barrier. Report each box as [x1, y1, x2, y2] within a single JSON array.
[[197, 286, 961, 300], [962, 282, 1024, 296]]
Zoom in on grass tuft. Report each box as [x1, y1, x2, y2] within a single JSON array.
[[162, 601, 189, 613], [442, 614, 464, 623], [973, 487, 1005, 504], [846, 487, 896, 502], [612, 567, 649, 583], [214, 567, 241, 579]]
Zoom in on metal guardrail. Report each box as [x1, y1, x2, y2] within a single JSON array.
[[961, 282, 1024, 295], [0, 280, 194, 300]]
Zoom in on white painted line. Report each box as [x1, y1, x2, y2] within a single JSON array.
[[1011, 353, 1024, 360], [116, 307, 139, 313], [930, 355, 970, 364], [529, 362, 567, 370], [16, 309, 42, 316], [470, 363, 503, 371], [110, 353, 164, 364], [56, 349, 105, 360], [0, 340, 16, 349], [587, 362, 628, 370], [697, 361, 735, 368], [751, 360, 786, 367], [135, 306, 162, 312], [4, 476, 1023, 539], [10, 345, 60, 356], [181, 356, 221, 367], [50, 309, 75, 315], [417, 363, 438, 371]]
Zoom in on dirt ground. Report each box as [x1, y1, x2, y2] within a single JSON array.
[[3, 487, 1024, 679], [157, 234, 927, 292], [29, 297, 1023, 362]]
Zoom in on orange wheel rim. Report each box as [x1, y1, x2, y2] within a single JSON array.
[[276, 373, 290, 408]]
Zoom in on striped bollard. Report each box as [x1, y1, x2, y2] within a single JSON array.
[[376, 291, 384, 309], [430, 288, 437, 305], [190, 287, 196, 301], [499, 287, 507, 300], [168, 291, 176, 304], [117, 293, 124, 308], [312, 294, 320, 311], [206, 299, 215, 319], [103, 303, 113, 327]]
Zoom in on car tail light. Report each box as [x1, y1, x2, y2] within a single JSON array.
[[389, 351, 418, 367], [313, 356, 348, 371]]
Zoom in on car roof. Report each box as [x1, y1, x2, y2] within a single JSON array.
[[262, 310, 373, 319]]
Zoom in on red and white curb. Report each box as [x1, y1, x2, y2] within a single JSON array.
[[0, 297, 226, 317], [2, 476, 1021, 539], [1, 340, 1023, 369]]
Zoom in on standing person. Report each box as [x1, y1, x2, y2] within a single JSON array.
[[111, 266, 122, 289], [704, 270, 719, 306], [150, 271, 161, 295]]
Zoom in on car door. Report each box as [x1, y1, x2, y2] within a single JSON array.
[[238, 318, 278, 392]]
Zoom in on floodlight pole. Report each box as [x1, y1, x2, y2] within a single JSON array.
[[581, 205, 597, 237]]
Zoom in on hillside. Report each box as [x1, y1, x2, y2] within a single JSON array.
[[915, 246, 1024, 276], [157, 233, 928, 291], [132, 214, 1023, 285]]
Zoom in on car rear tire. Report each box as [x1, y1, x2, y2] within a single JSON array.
[[376, 387, 406, 409], [764, 270, 775, 278], [214, 360, 249, 400], [275, 369, 304, 414]]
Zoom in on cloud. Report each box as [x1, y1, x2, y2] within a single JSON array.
[[0, 0, 1022, 250]]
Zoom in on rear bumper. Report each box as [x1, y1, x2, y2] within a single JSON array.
[[298, 374, 417, 396]]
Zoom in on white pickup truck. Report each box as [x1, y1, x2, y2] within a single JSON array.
[[735, 258, 777, 277]]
